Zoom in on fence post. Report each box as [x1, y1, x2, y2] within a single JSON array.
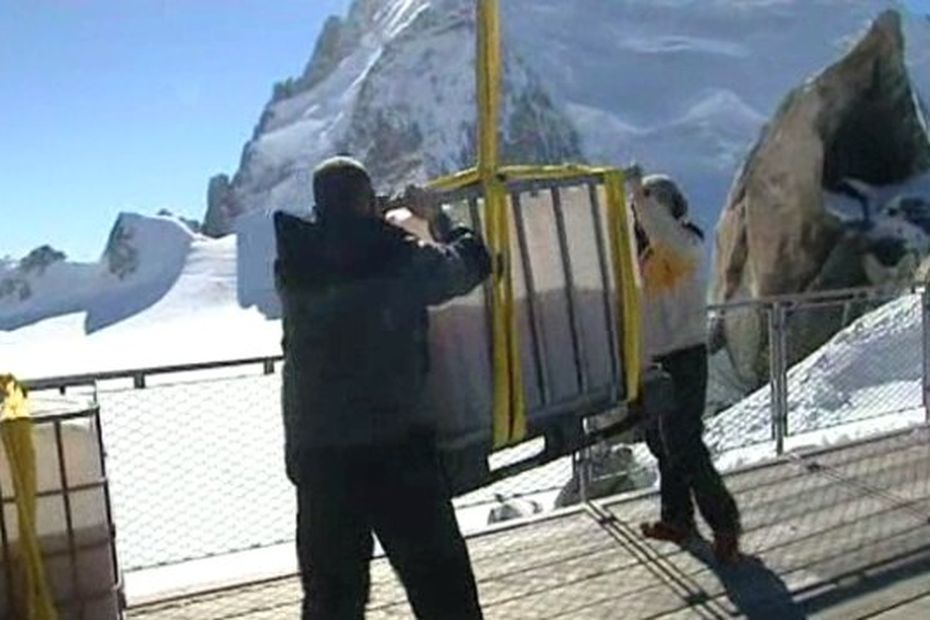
[[767, 303, 789, 455], [575, 448, 590, 503], [923, 287, 930, 424]]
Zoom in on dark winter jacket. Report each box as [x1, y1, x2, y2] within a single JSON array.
[[273, 211, 491, 480]]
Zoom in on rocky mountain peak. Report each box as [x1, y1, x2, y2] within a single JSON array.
[[0, 245, 67, 304], [712, 10, 930, 388]]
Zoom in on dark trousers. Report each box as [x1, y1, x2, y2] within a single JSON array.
[[645, 344, 741, 534], [296, 438, 483, 620]]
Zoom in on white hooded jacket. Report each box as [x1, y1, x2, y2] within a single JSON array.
[[632, 177, 708, 360]]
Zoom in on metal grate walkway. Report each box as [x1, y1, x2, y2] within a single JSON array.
[[127, 427, 930, 619]]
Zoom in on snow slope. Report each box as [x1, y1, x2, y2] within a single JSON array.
[[1, 214, 196, 331], [706, 292, 925, 454], [1, 215, 279, 380]]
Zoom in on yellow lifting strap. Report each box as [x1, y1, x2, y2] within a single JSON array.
[[476, 0, 526, 447], [431, 1, 643, 448], [603, 170, 642, 401], [0, 375, 58, 620]]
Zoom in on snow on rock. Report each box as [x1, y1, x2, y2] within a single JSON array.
[[1, 213, 196, 333], [1, 214, 281, 380]]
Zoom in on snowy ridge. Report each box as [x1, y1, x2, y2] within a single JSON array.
[[1, 214, 279, 379], [1, 214, 196, 332]]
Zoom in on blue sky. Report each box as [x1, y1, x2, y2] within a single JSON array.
[[0, 0, 349, 261], [903, 0, 930, 15]]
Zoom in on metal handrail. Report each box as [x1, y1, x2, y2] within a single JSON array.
[[707, 281, 925, 312], [23, 282, 924, 393], [23, 355, 282, 392]]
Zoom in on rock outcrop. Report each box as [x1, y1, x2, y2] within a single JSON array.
[[711, 11, 930, 388], [487, 494, 542, 525], [0, 246, 67, 303], [104, 218, 140, 280], [203, 174, 239, 238], [554, 445, 655, 508]]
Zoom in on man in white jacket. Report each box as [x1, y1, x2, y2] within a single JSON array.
[[628, 165, 741, 562]]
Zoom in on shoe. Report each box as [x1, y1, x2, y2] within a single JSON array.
[[713, 531, 740, 563], [640, 521, 694, 545]]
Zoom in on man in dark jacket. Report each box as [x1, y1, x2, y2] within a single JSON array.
[[274, 156, 490, 619]]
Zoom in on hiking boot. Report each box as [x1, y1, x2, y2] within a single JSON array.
[[713, 531, 740, 563], [640, 521, 694, 545]]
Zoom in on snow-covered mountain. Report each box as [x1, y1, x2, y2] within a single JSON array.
[[0, 215, 279, 378], [205, 0, 930, 238], [5, 0, 930, 378]]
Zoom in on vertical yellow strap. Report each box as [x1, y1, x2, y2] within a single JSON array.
[[477, 0, 525, 447], [486, 181, 527, 446], [476, 0, 501, 176], [1, 376, 58, 620], [603, 172, 643, 401]]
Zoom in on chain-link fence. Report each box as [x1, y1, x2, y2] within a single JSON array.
[[94, 367, 292, 573], [704, 286, 929, 456], [781, 291, 925, 436], [704, 302, 774, 454], [22, 284, 930, 609]]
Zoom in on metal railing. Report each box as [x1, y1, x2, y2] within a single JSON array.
[[18, 283, 930, 589], [706, 283, 928, 456], [0, 398, 122, 618]]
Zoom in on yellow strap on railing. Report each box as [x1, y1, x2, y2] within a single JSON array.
[[603, 170, 642, 401], [476, 0, 526, 448], [0, 375, 58, 620], [430, 167, 479, 192], [430, 2, 642, 443], [477, 0, 501, 176]]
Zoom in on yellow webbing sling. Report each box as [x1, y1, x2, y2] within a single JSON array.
[[475, 0, 526, 447], [1, 375, 57, 620], [429, 0, 642, 449]]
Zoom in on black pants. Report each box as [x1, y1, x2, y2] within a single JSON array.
[[645, 345, 741, 534], [296, 438, 483, 620]]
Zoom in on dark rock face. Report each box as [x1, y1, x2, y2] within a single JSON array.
[[711, 11, 930, 388], [19, 245, 66, 276], [0, 245, 67, 303], [203, 174, 239, 238], [104, 219, 139, 280], [296, 16, 350, 94]]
